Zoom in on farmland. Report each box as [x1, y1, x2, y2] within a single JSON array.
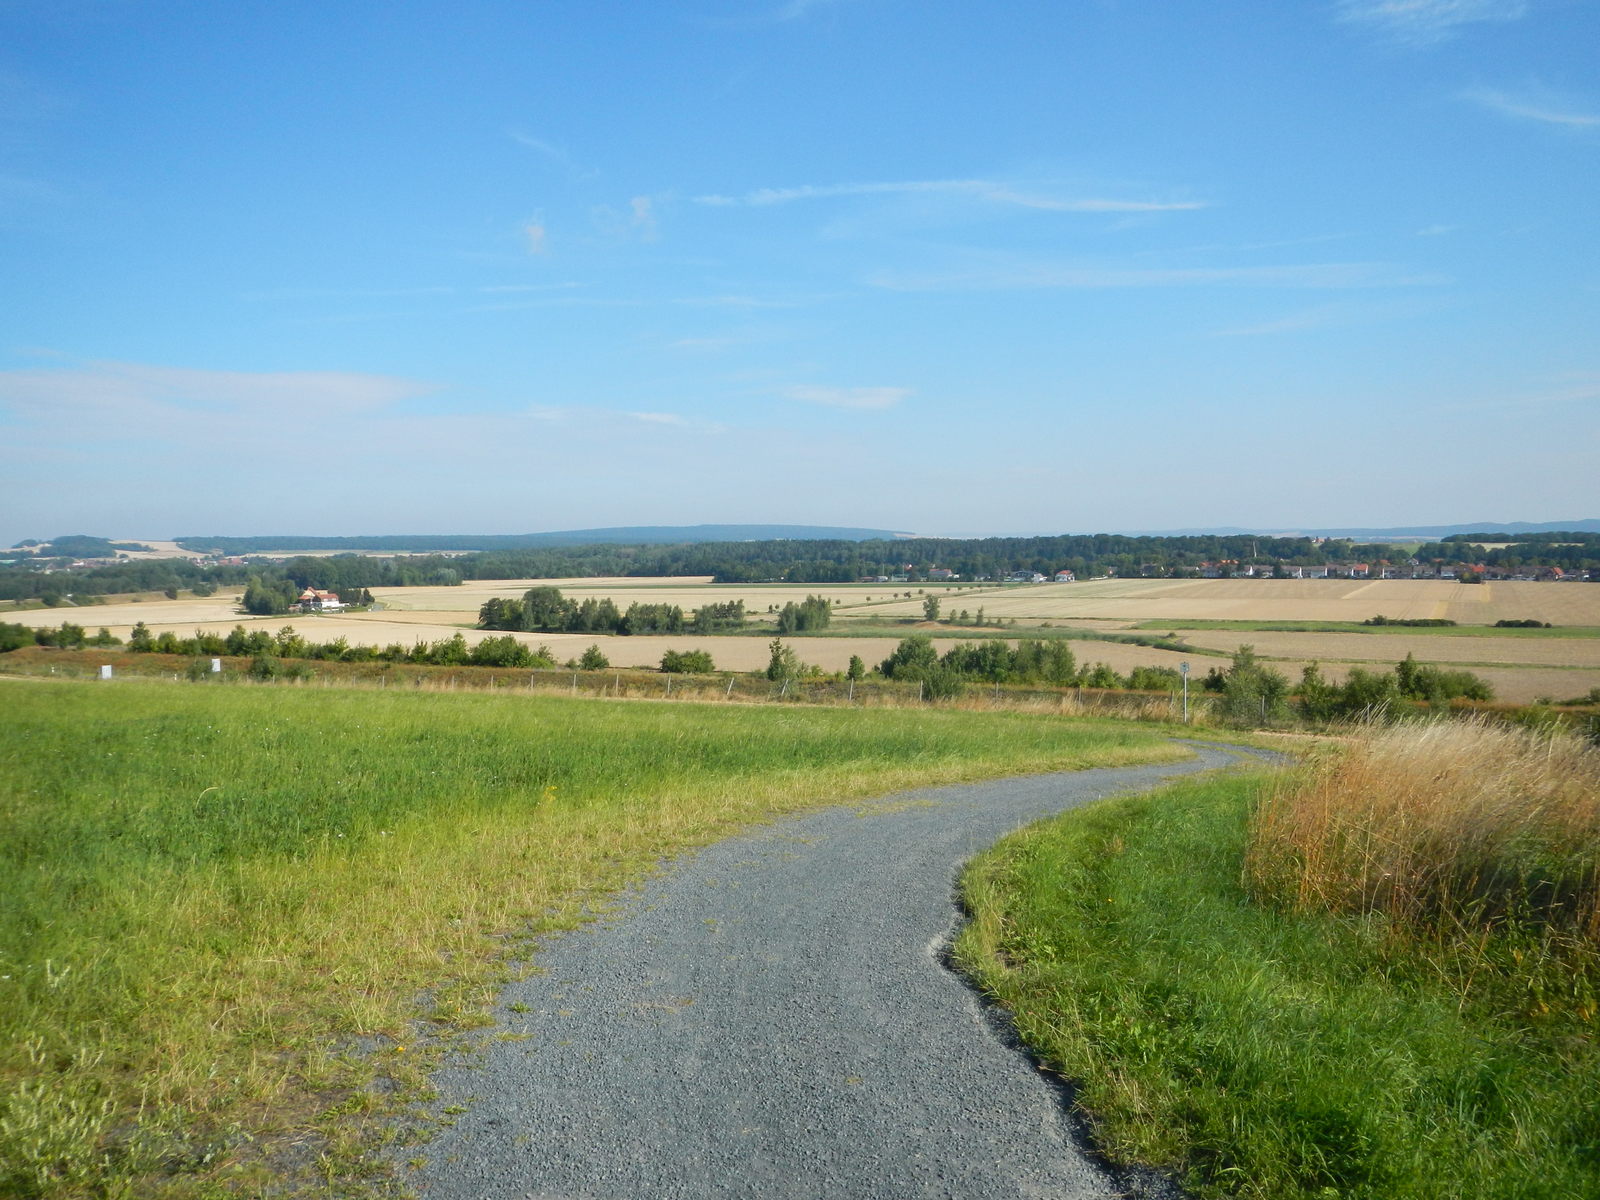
[[7, 576, 1599, 704]]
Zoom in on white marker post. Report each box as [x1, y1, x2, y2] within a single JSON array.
[[1180, 661, 1190, 724]]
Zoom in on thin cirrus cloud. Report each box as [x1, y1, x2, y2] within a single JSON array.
[[694, 179, 1203, 213], [1465, 88, 1600, 127], [783, 384, 911, 410], [507, 130, 598, 179], [0, 360, 432, 421], [1337, 0, 1529, 42], [869, 260, 1448, 292]]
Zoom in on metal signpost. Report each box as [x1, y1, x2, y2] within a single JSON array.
[[1180, 660, 1190, 723]]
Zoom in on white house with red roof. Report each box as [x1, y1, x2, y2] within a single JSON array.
[[295, 588, 343, 612]]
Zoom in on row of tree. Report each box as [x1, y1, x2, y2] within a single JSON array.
[[1202, 646, 1494, 725], [871, 635, 1179, 693], [479, 588, 750, 636], [0, 622, 120, 651], [15, 528, 1598, 609]]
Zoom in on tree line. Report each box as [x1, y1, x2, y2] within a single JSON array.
[[17, 528, 1596, 609], [1202, 646, 1494, 725], [478, 588, 754, 636]]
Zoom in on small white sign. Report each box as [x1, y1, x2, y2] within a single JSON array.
[[99, 664, 113, 680]]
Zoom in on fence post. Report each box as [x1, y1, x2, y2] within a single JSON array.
[[725, 675, 736, 698]]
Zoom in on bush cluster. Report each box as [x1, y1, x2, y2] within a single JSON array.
[[480, 587, 745, 637]]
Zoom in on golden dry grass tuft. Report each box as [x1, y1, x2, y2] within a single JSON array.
[[1245, 720, 1600, 949]]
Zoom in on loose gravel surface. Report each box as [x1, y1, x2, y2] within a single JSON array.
[[404, 742, 1277, 1200]]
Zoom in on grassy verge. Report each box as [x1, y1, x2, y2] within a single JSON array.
[[0, 678, 1182, 1198], [956, 766, 1600, 1200]]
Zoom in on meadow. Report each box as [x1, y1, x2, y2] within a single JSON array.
[[0, 678, 1181, 1198], [956, 722, 1600, 1200]]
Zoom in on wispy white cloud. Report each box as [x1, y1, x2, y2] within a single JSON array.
[[519, 404, 725, 434], [673, 294, 806, 309], [702, 0, 857, 29], [0, 361, 737, 453], [1465, 87, 1600, 128], [0, 360, 765, 536], [524, 220, 548, 254], [507, 130, 597, 179], [0, 361, 435, 435], [783, 384, 911, 410], [593, 195, 661, 242], [1429, 370, 1600, 416], [476, 283, 583, 295], [695, 178, 1203, 213], [773, 0, 849, 20], [870, 260, 1447, 292], [1338, 0, 1528, 43], [1212, 306, 1349, 337]]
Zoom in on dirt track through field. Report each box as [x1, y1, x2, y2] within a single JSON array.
[[402, 742, 1278, 1200]]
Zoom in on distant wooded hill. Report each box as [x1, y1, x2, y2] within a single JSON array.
[[173, 525, 911, 554], [1170, 520, 1600, 539]]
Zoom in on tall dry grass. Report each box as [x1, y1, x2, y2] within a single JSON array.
[[1245, 720, 1600, 951]]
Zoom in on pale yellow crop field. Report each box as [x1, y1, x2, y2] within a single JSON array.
[[12, 575, 1596, 704], [1181, 630, 1600, 669], [861, 579, 1600, 626], [8, 592, 247, 630]]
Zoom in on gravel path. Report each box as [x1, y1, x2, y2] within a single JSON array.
[[404, 742, 1277, 1199]]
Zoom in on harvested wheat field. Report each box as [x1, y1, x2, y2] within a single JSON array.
[[1181, 630, 1600, 669], [862, 578, 1600, 626], [7, 592, 247, 631]]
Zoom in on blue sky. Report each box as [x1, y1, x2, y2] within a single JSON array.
[[2, 0, 1595, 542]]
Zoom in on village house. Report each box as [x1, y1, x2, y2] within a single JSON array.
[[294, 588, 343, 612], [1053, 569, 1076, 582]]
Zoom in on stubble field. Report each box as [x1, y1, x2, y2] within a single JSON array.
[[9, 577, 1599, 704]]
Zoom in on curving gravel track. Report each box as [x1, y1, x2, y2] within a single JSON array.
[[403, 742, 1277, 1199]]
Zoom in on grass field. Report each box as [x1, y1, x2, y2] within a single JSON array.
[[0, 679, 1182, 1198], [957, 739, 1600, 1200]]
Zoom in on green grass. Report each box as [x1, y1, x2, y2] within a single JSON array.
[[1132, 619, 1600, 638], [956, 772, 1600, 1200], [0, 678, 1182, 1198]]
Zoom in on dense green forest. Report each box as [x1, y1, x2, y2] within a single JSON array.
[[6, 530, 1596, 607], [1428, 532, 1600, 571]]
